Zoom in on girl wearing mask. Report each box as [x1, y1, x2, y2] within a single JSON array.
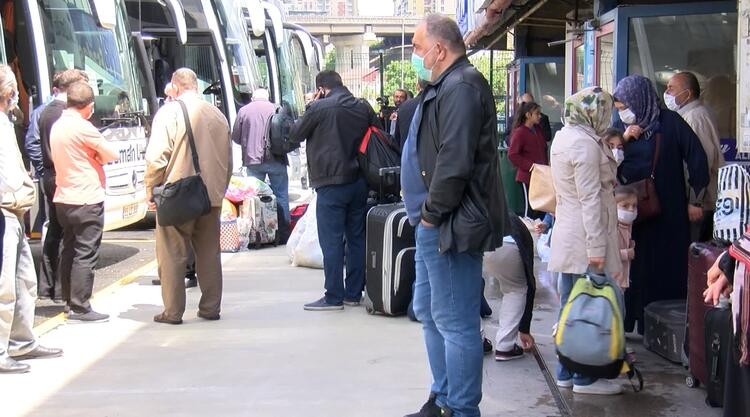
[[613, 75, 709, 334]]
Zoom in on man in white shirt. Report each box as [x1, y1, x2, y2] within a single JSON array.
[[665, 71, 724, 241]]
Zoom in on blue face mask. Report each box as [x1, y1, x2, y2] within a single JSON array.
[[411, 45, 437, 81]]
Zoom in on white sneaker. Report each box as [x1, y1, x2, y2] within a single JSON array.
[[556, 379, 574, 388], [573, 379, 623, 395]]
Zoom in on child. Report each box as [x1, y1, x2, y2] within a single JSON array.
[[604, 128, 626, 166], [615, 185, 638, 289], [484, 214, 537, 361]]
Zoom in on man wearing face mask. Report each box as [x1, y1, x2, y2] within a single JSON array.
[[288, 70, 378, 311], [50, 82, 119, 322], [403, 14, 508, 417], [666, 71, 723, 241]]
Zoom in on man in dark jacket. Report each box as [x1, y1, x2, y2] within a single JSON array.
[[402, 14, 509, 417], [289, 70, 375, 311], [36, 69, 88, 302], [394, 80, 428, 151]]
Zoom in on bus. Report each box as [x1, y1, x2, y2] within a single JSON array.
[[1, 0, 150, 232], [126, 0, 264, 170]]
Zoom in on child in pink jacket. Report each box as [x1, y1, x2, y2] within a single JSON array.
[[615, 186, 638, 289]]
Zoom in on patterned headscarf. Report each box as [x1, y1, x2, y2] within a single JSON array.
[[613, 74, 661, 133], [563, 86, 614, 136]]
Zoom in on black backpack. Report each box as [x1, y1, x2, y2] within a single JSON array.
[[264, 106, 295, 158]]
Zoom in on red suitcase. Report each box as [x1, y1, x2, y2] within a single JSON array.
[[686, 241, 727, 388]]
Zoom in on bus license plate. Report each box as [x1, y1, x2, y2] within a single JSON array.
[[123, 203, 138, 218]]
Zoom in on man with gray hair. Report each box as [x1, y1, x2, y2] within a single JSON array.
[[232, 87, 293, 240], [403, 14, 509, 417], [146, 68, 232, 325]]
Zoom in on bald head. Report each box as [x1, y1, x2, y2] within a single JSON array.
[[253, 88, 270, 101], [666, 71, 699, 107], [171, 68, 199, 97], [520, 93, 535, 104]]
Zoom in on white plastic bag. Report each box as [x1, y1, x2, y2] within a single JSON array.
[[286, 196, 324, 269], [537, 230, 552, 263]]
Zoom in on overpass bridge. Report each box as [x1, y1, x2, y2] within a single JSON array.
[[287, 15, 421, 96]]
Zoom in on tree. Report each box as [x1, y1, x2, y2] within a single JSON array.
[[383, 60, 417, 99], [325, 49, 336, 71]]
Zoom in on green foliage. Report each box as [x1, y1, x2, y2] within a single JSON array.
[[325, 49, 336, 71], [383, 60, 418, 97], [469, 51, 514, 115]]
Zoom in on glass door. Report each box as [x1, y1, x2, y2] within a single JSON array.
[[595, 22, 615, 93]]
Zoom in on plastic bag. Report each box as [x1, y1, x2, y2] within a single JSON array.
[[537, 230, 552, 263], [287, 195, 323, 269], [225, 175, 273, 203]]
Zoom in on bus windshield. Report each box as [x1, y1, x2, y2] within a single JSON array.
[[215, 0, 262, 107], [278, 29, 305, 119], [39, 0, 144, 128]]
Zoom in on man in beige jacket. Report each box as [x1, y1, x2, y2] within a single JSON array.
[[145, 68, 232, 325], [665, 71, 724, 241]]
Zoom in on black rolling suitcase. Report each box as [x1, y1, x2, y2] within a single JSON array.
[[363, 203, 416, 316], [704, 306, 733, 407], [643, 300, 687, 363]]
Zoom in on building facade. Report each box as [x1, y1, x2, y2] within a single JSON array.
[[395, 0, 455, 16], [283, 0, 357, 15]]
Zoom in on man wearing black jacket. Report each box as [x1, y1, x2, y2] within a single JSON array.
[[393, 80, 428, 151], [36, 69, 88, 301], [403, 14, 509, 417], [289, 70, 375, 311]]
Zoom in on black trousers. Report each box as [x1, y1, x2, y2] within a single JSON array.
[[39, 174, 63, 299], [56, 202, 104, 313]]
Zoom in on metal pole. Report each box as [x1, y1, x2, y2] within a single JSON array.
[[489, 49, 494, 92], [379, 52, 385, 99], [401, 17, 405, 88]]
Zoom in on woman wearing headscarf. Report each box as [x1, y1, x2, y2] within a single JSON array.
[[613, 75, 709, 334], [549, 87, 623, 395]]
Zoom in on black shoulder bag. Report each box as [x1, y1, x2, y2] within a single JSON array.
[[151, 101, 212, 227]]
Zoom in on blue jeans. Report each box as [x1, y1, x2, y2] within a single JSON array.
[[245, 161, 290, 223], [556, 273, 596, 386], [315, 177, 368, 304], [412, 224, 484, 417]]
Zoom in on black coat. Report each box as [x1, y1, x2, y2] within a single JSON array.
[[417, 56, 510, 253], [508, 214, 536, 334], [394, 96, 420, 151], [289, 86, 377, 189]]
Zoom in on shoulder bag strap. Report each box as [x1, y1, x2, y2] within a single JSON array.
[[650, 133, 661, 179], [178, 100, 201, 175]]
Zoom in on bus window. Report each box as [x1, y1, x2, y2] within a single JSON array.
[[214, 0, 261, 107], [39, 0, 144, 129], [628, 12, 738, 138], [278, 30, 304, 119]]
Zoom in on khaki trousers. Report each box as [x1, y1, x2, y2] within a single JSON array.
[[155, 208, 222, 320]]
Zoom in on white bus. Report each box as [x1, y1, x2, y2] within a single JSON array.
[[1, 0, 150, 232]]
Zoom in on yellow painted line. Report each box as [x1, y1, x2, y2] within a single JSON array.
[[33, 259, 159, 336]]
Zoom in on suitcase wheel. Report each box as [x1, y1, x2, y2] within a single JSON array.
[[365, 306, 376, 315], [685, 374, 700, 388]]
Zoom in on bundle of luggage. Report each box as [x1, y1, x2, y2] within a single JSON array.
[[220, 175, 279, 252], [642, 163, 750, 409]]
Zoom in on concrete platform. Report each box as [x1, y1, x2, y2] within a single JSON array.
[[0, 247, 724, 417]]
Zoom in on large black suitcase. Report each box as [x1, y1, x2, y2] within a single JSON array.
[[363, 203, 416, 316], [705, 306, 732, 407], [643, 300, 687, 363]]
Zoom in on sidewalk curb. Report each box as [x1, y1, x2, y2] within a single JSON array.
[[33, 259, 159, 336]]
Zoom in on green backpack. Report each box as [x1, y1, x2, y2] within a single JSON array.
[[555, 272, 643, 390]]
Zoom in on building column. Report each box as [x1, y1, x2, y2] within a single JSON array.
[[329, 34, 371, 97]]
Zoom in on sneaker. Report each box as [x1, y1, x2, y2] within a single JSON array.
[[67, 310, 109, 323], [495, 344, 524, 361], [404, 393, 441, 417], [303, 297, 344, 311], [343, 299, 360, 306], [573, 379, 623, 395], [556, 379, 574, 389], [483, 338, 493, 354]]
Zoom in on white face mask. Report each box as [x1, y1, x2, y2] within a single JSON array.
[[664, 90, 688, 112], [617, 207, 638, 224], [612, 148, 625, 165], [619, 108, 636, 125]]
